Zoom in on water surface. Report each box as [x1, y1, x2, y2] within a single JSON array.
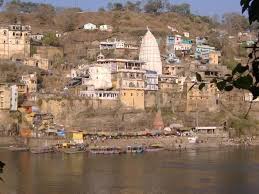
[[1, 148, 259, 194]]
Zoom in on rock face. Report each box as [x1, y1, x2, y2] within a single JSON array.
[[139, 28, 162, 75]]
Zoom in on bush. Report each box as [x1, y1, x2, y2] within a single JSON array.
[[42, 32, 60, 47]]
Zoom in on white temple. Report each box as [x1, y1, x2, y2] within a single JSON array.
[[139, 28, 162, 75]]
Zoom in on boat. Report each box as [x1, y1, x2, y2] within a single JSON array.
[[127, 146, 144, 153], [90, 147, 126, 155], [30, 147, 54, 154], [8, 145, 29, 152], [145, 144, 165, 152]]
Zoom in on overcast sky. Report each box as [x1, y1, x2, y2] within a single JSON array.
[[21, 0, 243, 16]]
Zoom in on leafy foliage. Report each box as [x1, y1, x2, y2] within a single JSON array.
[[194, 0, 259, 107], [167, 3, 191, 15], [42, 32, 60, 47], [0, 160, 5, 182], [241, 0, 259, 24]]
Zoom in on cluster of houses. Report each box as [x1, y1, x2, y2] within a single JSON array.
[[0, 23, 257, 118], [67, 27, 227, 111]]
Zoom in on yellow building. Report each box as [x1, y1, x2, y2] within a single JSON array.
[[0, 24, 31, 60], [120, 89, 145, 110], [185, 80, 219, 112], [209, 51, 221, 65], [67, 131, 84, 144], [97, 57, 146, 110]]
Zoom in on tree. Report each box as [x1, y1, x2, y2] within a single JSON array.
[[42, 32, 60, 47], [195, 0, 259, 118], [0, 160, 4, 182], [222, 13, 249, 35], [125, 1, 142, 12], [167, 3, 191, 15], [144, 0, 167, 14], [35, 4, 55, 25]]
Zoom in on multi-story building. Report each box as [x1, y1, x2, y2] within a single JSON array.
[[0, 83, 18, 111], [0, 24, 31, 60], [158, 75, 187, 92], [209, 51, 221, 65], [22, 73, 37, 94], [10, 85, 18, 111], [145, 70, 158, 91], [97, 57, 146, 109], [82, 64, 112, 90], [167, 35, 193, 51], [195, 45, 216, 60], [163, 64, 185, 76]]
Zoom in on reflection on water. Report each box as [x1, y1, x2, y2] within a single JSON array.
[[1, 148, 259, 194]]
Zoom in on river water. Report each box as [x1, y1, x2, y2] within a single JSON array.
[[1, 147, 259, 194]]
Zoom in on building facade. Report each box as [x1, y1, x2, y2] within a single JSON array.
[[22, 73, 38, 94], [145, 70, 158, 91], [0, 83, 18, 110], [195, 45, 216, 60], [24, 54, 49, 70], [209, 51, 221, 65], [0, 24, 31, 60], [82, 64, 112, 90]]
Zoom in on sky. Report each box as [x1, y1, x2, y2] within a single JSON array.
[[20, 0, 243, 16]]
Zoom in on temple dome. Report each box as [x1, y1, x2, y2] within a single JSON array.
[[139, 28, 162, 75]]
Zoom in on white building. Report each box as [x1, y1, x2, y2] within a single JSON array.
[[139, 28, 162, 75], [82, 64, 112, 90], [100, 39, 138, 50], [10, 85, 18, 111], [99, 25, 113, 32], [83, 23, 97, 30], [80, 90, 119, 100], [183, 32, 190, 38], [31, 33, 44, 41], [145, 70, 158, 91]]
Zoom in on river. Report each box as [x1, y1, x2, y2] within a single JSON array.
[[1, 147, 259, 194]]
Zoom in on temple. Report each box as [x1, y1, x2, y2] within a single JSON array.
[[139, 28, 162, 75]]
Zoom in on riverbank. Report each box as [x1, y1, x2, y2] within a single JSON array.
[[1, 135, 259, 152]]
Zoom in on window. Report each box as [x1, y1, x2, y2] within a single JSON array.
[[131, 93, 133, 96]]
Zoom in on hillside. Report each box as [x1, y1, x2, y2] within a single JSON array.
[[0, 11, 215, 62]]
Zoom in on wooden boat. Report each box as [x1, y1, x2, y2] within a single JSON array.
[[90, 147, 126, 155], [30, 147, 54, 154], [8, 145, 29, 152], [145, 144, 165, 152], [127, 146, 144, 153]]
